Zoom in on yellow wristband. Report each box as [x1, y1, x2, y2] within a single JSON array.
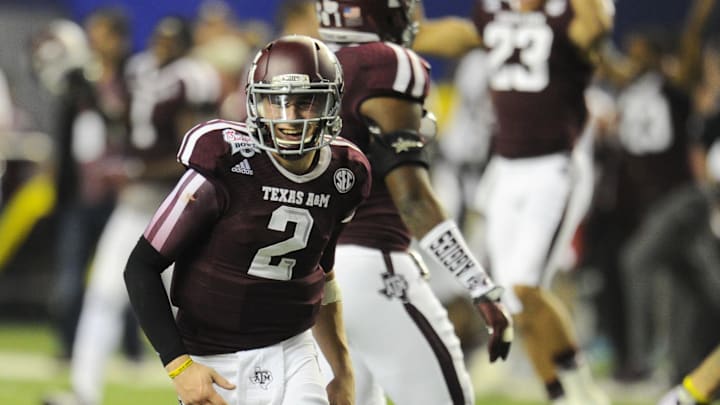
[[683, 376, 710, 404], [168, 358, 194, 379]]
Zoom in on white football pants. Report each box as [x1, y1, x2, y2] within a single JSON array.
[[320, 245, 474, 405], [190, 330, 328, 405], [476, 150, 592, 314]]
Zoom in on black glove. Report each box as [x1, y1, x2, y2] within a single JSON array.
[[474, 296, 513, 362]]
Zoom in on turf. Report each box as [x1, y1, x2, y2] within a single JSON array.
[[0, 322, 658, 405], [0, 380, 176, 405]]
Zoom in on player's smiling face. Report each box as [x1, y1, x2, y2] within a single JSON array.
[[259, 93, 324, 153], [256, 93, 326, 171]]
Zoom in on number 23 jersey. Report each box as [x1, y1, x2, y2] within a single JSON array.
[[473, 0, 593, 158], [144, 119, 371, 355]]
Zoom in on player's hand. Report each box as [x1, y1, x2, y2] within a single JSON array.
[[475, 297, 513, 362], [325, 370, 355, 405], [171, 360, 235, 405]]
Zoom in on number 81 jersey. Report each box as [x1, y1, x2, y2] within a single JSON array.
[[473, 0, 593, 158], [144, 119, 371, 355]]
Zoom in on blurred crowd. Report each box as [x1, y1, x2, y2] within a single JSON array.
[[0, 0, 718, 403]]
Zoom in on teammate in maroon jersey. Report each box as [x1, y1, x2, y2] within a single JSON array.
[[315, 1, 513, 404], [124, 35, 370, 405], [415, 0, 616, 403]]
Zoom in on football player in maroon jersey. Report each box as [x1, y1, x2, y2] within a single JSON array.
[[314, 1, 513, 404], [414, 0, 615, 403], [124, 35, 370, 405]]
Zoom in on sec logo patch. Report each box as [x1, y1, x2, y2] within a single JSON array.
[[333, 168, 355, 194]]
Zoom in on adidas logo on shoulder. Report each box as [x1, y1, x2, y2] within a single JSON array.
[[231, 159, 254, 175]]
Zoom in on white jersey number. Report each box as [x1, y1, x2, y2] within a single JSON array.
[[317, 0, 341, 27], [248, 206, 314, 281], [484, 19, 554, 92]]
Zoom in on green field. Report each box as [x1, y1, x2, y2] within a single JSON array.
[[0, 322, 660, 405]]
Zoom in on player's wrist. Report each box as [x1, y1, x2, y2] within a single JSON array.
[[472, 285, 505, 303], [683, 376, 710, 404], [165, 355, 193, 379], [418, 219, 501, 301]]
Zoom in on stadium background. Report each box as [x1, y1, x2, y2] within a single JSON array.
[[2, 0, 716, 320], [0, 1, 718, 404]]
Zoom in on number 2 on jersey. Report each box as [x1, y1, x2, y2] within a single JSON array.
[[248, 206, 314, 281], [484, 20, 553, 92]]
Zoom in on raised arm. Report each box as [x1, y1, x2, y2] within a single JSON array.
[[413, 17, 482, 59], [668, 0, 717, 90], [569, 0, 613, 53], [572, 0, 641, 86]]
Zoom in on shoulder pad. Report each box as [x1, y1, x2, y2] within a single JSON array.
[[329, 137, 372, 210], [177, 119, 255, 175], [332, 136, 371, 173], [330, 135, 364, 155], [339, 42, 430, 101]]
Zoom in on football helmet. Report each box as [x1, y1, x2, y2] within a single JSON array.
[[316, 0, 419, 47], [246, 35, 343, 156]]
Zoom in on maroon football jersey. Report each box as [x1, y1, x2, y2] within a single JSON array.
[[473, 0, 593, 158], [144, 119, 370, 354], [333, 41, 431, 251]]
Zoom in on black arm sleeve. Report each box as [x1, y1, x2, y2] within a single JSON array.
[[368, 129, 430, 177], [124, 237, 186, 366]]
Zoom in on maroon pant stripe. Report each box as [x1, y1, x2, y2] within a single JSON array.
[[382, 252, 466, 405]]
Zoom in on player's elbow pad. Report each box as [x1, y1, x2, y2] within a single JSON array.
[[368, 129, 430, 177]]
